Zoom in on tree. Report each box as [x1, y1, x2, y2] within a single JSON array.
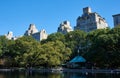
[[40, 40, 72, 67], [85, 28, 120, 68], [0, 36, 9, 57], [0, 40, 2, 56], [12, 36, 40, 67], [0, 36, 16, 67], [65, 30, 87, 58], [41, 32, 65, 44]]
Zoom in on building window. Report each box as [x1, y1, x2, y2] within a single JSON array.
[[99, 18, 101, 24]]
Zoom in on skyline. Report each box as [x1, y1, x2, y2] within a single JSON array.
[[0, 0, 120, 36]]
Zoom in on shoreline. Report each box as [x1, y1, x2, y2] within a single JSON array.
[[0, 68, 120, 73]]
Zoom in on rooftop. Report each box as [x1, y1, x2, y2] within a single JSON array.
[[69, 56, 86, 63], [112, 14, 120, 17]]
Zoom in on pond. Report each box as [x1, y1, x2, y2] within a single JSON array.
[[0, 71, 120, 78]]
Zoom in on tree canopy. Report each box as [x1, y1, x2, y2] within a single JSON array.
[[0, 26, 120, 68]]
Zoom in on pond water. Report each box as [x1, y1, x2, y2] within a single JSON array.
[[0, 71, 120, 78]]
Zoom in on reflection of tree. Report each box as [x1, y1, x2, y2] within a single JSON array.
[[63, 72, 87, 78], [47, 73, 62, 78]]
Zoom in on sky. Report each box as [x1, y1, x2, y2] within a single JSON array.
[[0, 0, 119, 36]]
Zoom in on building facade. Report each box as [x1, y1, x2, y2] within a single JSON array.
[[5, 31, 21, 40], [24, 24, 48, 41], [74, 7, 108, 32], [113, 14, 120, 27], [24, 24, 38, 36], [32, 29, 48, 41], [57, 21, 73, 34], [5, 31, 13, 40]]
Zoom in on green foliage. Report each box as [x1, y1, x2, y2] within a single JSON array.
[[0, 35, 71, 67], [13, 36, 41, 66], [41, 32, 65, 44], [39, 40, 71, 67], [0, 27, 120, 68], [0, 41, 2, 56], [85, 28, 120, 68], [0, 36, 9, 57], [65, 30, 87, 57]]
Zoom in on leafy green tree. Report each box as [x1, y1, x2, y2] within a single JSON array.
[[40, 40, 71, 67], [21, 41, 42, 67], [0, 40, 2, 56], [41, 32, 65, 44], [87, 28, 110, 42], [0, 36, 16, 67], [11, 36, 40, 67], [85, 28, 120, 68], [65, 30, 87, 58], [0, 36, 9, 57]]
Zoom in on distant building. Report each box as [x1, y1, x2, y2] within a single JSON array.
[[5, 31, 13, 40], [113, 14, 120, 27], [5, 31, 22, 40], [24, 24, 48, 41], [32, 29, 48, 41], [57, 21, 73, 34], [74, 7, 108, 32], [24, 24, 38, 36], [12, 36, 22, 40]]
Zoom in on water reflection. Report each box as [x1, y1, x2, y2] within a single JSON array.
[[63, 72, 86, 78], [0, 71, 120, 78]]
